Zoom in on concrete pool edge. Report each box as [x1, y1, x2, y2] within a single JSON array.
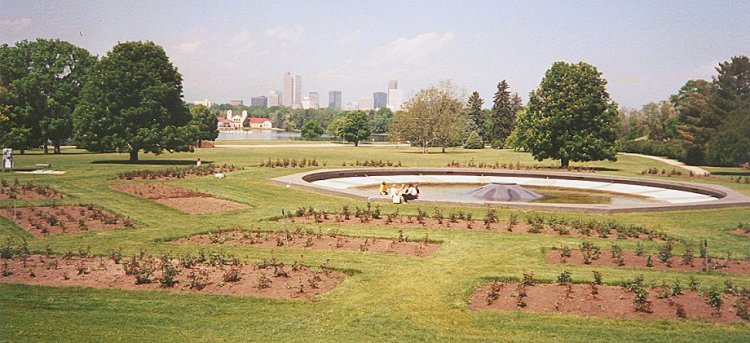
[[270, 168, 750, 214]]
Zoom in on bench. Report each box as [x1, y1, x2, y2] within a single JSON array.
[[35, 163, 52, 170]]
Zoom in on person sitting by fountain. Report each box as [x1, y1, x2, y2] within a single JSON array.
[[389, 184, 402, 204], [379, 182, 388, 195], [403, 183, 419, 202]]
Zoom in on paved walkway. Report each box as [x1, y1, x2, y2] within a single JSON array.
[[621, 153, 710, 176], [215, 143, 410, 149]]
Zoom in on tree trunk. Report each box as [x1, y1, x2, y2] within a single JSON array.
[[354, 140, 359, 147], [43, 142, 48, 154], [54, 141, 61, 154], [441, 145, 446, 153], [20, 149, 25, 155], [561, 158, 569, 168], [129, 150, 139, 162]]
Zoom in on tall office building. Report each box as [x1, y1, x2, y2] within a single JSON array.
[[250, 96, 267, 108], [283, 72, 294, 107], [309, 92, 319, 109], [293, 75, 302, 108], [268, 90, 281, 107], [387, 80, 402, 110], [373, 92, 387, 109], [328, 90, 342, 109], [229, 99, 244, 106]]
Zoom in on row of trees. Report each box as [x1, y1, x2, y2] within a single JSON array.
[[618, 56, 749, 166], [0, 39, 218, 161]]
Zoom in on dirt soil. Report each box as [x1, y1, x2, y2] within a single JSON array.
[[111, 183, 248, 214], [0, 254, 345, 300], [284, 216, 669, 242], [0, 206, 132, 237], [172, 230, 440, 257], [470, 281, 749, 324], [546, 250, 750, 275], [728, 229, 750, 238], [0, 184, 64, 200]]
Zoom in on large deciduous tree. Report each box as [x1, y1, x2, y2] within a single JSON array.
[[390, 83, 465, 153], [518, 61, 619, 167], [74, 41, 197, 161], [190, 104, 218, 147], [0, 40, 94, 153], [331, 111, 370, 146]]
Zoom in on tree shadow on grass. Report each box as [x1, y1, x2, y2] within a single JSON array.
[[91, 160, 213, 166], [712, 171, 750, 176]]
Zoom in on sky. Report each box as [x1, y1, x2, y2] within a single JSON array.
[[1, 0, 749, 108]]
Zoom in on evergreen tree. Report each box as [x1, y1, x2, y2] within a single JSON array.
[[488, 80, 517, 148], [706, 56, 750, 165], [465, 91, 484, 139]]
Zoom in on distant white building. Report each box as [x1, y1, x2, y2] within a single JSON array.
[[268, 90, 281, 107], [358, 97, 374, 110], [387, 89, 403, 111], [193, 99, 213, 107], [224, 110, 247, 129], [248, 117, 273, 129]]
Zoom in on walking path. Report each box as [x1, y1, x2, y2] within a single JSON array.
[[621, 153, 710, 176], [215, 143, 410, 149]]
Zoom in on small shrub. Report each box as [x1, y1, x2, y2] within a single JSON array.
[[557, 271, 572, 285]]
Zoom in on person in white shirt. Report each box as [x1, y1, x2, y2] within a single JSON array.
[[403, 184, 418, 202]]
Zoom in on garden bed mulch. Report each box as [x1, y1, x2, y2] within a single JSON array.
[[728, 229, 750, 238], [546, 250, 750, 275], [110, 183, 248, 214], [171, 230, 440, 257], [0, 254, 345, 300], [470, 281, 749, 324], [0, 206, 133, 237], [117, 164, 242, 180], [282, 216, 671, 242], [0, 182, 64, 200]]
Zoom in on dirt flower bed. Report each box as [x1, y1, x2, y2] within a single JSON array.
[[546, 247, 750, 275], [277, 206, 673, 242], [110, 183, 248, 214], [0, 253, 345, 300], [471, 278, 750, 324], [0, 179, 63, 200], [171, 228, 440, 257], [117, 164, 242, 180], [0, 205, 133, 237], [729, 223, 750, 238]]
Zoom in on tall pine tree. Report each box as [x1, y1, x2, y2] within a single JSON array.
[[488, 80, 517, 148], [465, 91, 484, 139]]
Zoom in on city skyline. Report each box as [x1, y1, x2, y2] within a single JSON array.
[[1, 1, 749, 108]]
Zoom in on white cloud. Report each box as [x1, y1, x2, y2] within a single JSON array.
[[337, 30, 362, 44], [374, 31, 455, 65], [228, 30, 256, 46], [177, 40, 203, 54], [264, 26, 303, 41], [1, 18, 32, 31]]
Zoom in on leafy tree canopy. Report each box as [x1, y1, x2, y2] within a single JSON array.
[[74, 41, 197, 161]]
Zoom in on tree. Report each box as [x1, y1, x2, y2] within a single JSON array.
[[706, 56, 750, 165], [465, 91, 484, 138], [390, 82, 466, 153], [487, 80, 520, 148], [74, 41, 197, 161], [518, 61, 619, 167], [190, 104, 218, 147], [370, 107, 393, 134], [463, 130, 484, 149], [300, 119, 325, 139], [331, 111, 370, 146], [672, 79, 715, 164]]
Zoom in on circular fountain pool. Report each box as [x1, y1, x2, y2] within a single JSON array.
[[271, 168, 750, 213]]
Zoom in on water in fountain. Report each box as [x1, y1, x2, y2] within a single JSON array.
[[467, 183, 544, 202]]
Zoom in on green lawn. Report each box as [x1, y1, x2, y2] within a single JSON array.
[[1, 146, 748, 342]]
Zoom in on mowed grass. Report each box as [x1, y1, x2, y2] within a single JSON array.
[[1, 145, 749, 342]]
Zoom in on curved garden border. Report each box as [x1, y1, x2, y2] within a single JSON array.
[[270, 168, 750, 214]]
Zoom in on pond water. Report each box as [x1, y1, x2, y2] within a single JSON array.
[[354, 183, 667, 206]]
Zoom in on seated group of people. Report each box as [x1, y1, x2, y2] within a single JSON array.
[[379, 182, 419, 203]]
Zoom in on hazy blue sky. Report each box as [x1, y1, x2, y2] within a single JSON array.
[[2, 0, 749, 108]]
